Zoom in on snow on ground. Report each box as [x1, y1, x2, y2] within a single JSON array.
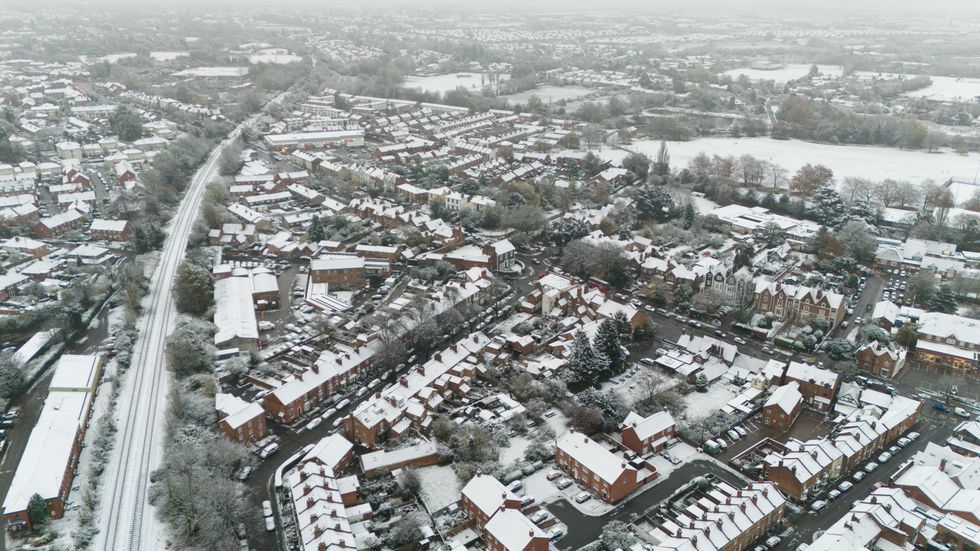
[[403, 72, 509, 94], [416, 464, 462, 513], [494, 312, 532, 334], [502, 85, 595, 104], [599, 137, 980, 187], [854, 71, 980, 103], [523, 467, 563, 505], [544, 410, 571, 443], [681, 383, 740, 421], [499, 436, 531, 466], [721, 64, 843, 83]]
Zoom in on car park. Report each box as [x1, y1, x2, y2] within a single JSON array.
[[574, 491, 591, 503]]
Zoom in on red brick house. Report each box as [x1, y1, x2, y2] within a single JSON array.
[[216, 393, 268, 446], [483, 508, 549, 551], [620, 410, 676, 455], [856, 342, 906, 379], [460, 473, 521, 528], [555, 431, 654, 503], [761, 382, 803, 430]]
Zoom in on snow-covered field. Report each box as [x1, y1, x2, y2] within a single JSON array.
[[503, 85, 595, 104], [722, 64, 842, 83], [601, 137, 980, 186], [416, 464, 461, 512], [249, 54, 302, 65], [904, 75, 980, 103], [173, 66, 249, 77], [403, 72, 509, 94]]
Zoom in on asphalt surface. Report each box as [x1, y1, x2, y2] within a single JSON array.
[[550, 459, 746, 550]]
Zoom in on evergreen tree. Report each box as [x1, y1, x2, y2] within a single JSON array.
[[633, 185, 674, 221], [682, 202, 697, 228], [593, 319, 625, 374], [653, 140, 671, 176], [812, 186, 847, 228], [930, 284, 958, 314], [309, 215, 326, 242], [564, 331, 598, 387], [28, 493, 49, 528], [174, 262, 214, 317]]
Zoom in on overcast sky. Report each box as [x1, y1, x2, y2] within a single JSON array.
[[9, 0, 980, 16]]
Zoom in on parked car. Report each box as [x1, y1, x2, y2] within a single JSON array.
[[766, 537, 781, 548], [557, 478, 573, 490], [727, 429, 741, 440], [933, 402, 951, 413], [907, 432, 920, 441], [838, 481, 853, 492], [305, 417, 323, 431], [574, 492, 591, 503], [877, 452, 892, 463], [733, 337, 747, 345], [508, 480, 524, 492], [238, 466, 253, 481], [547, 470, 562, 481], [548, 528, 565, 541], [896, 437, 911, 448], [864, 461, 879, 473], [521, 496, 536, 507], [888, 446, 900, 455], [734, 426, 748, 438], [259, 443, 279, 459], [264, 516, 275, 532], [954, 407, 972, 418], [262, 500, 273, 517], [853, 471, 866, 482], [811, 500, 827, 512], [827, 489, 842, 500], [529, 511, 549, 524]]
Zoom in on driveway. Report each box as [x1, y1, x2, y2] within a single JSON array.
[[549, 459, 745, 550]]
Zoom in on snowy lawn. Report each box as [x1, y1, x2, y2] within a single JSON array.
[[499, 436, 531, 466], [681, 383, 740, 421], [416, 464, 462, 513], [599, 137, 980, 186]]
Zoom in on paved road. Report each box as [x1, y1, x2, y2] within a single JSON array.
[[92, 116, 261, 551], [550, 459, 745, 550], [773, 407, 963, 551]]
